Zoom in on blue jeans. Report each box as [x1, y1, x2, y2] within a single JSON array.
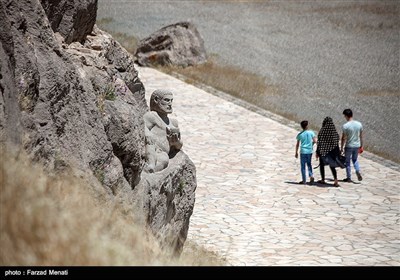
[[300, 153, 313, 183], [345, 147, 360, 179]]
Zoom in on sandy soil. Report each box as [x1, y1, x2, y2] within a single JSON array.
[[98, 0, 400, 162]]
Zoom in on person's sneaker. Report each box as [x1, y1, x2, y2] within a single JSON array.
[[343, 178, 353, 183], [298, 181, 306, 184], [356, 171, 363, 181], [310, 177, 314, 184]]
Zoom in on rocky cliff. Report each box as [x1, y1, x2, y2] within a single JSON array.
[[0, 0, 196, 254]]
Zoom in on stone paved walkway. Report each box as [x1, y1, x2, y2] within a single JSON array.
[[137, 66, 400, 266]]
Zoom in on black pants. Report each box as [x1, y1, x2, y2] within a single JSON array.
[[320, 164, 337, 180], [318, 147, 340, 181]]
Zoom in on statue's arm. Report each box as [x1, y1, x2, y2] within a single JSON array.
[[144, 113, 156, 144], [144, 113, 155, 129]]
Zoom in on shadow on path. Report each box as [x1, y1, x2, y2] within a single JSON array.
[[284, 180, 339, 188]]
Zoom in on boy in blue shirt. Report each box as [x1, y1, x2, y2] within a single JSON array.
[[295, 120, 317, 184]]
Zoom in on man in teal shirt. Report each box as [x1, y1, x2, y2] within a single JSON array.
[[341, 109, 363, 182], [295, 120, 317, 184]]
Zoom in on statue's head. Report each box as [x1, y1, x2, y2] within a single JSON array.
[[150, 89, 174, 114]]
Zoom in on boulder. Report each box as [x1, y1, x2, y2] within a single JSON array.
[[40, 0, 98, 44], [135, 22, 207, 67]]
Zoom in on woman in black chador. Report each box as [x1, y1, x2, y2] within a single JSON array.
[[316, 117, 341, 187]]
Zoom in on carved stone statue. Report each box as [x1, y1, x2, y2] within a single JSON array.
[[144, 89, 183, 173]]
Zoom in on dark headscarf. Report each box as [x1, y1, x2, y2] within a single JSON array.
[[317, 117, 339, 157]]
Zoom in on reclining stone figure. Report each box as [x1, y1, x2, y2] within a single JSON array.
[[144, 89, 183, 173]]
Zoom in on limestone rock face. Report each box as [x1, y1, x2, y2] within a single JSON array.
[[0, 3, 22, 146], [65, 25, 147, 189], [40, 0, 98, 44], [0, 0, 196, 254], [0, 0, 145, 192], [135, 22, 207, 67]]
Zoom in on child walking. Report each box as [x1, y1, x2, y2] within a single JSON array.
[[295, 120, 317, 184]]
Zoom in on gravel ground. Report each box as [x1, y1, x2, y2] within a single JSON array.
[[98, 0, 400, 162]]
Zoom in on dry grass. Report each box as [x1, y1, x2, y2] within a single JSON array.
[[181, 240, 226, 265], [0, 148, 225, 266], [158, 58, 281, 106], [109, 32, 138, 54], [97, 17, 113, 26]]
